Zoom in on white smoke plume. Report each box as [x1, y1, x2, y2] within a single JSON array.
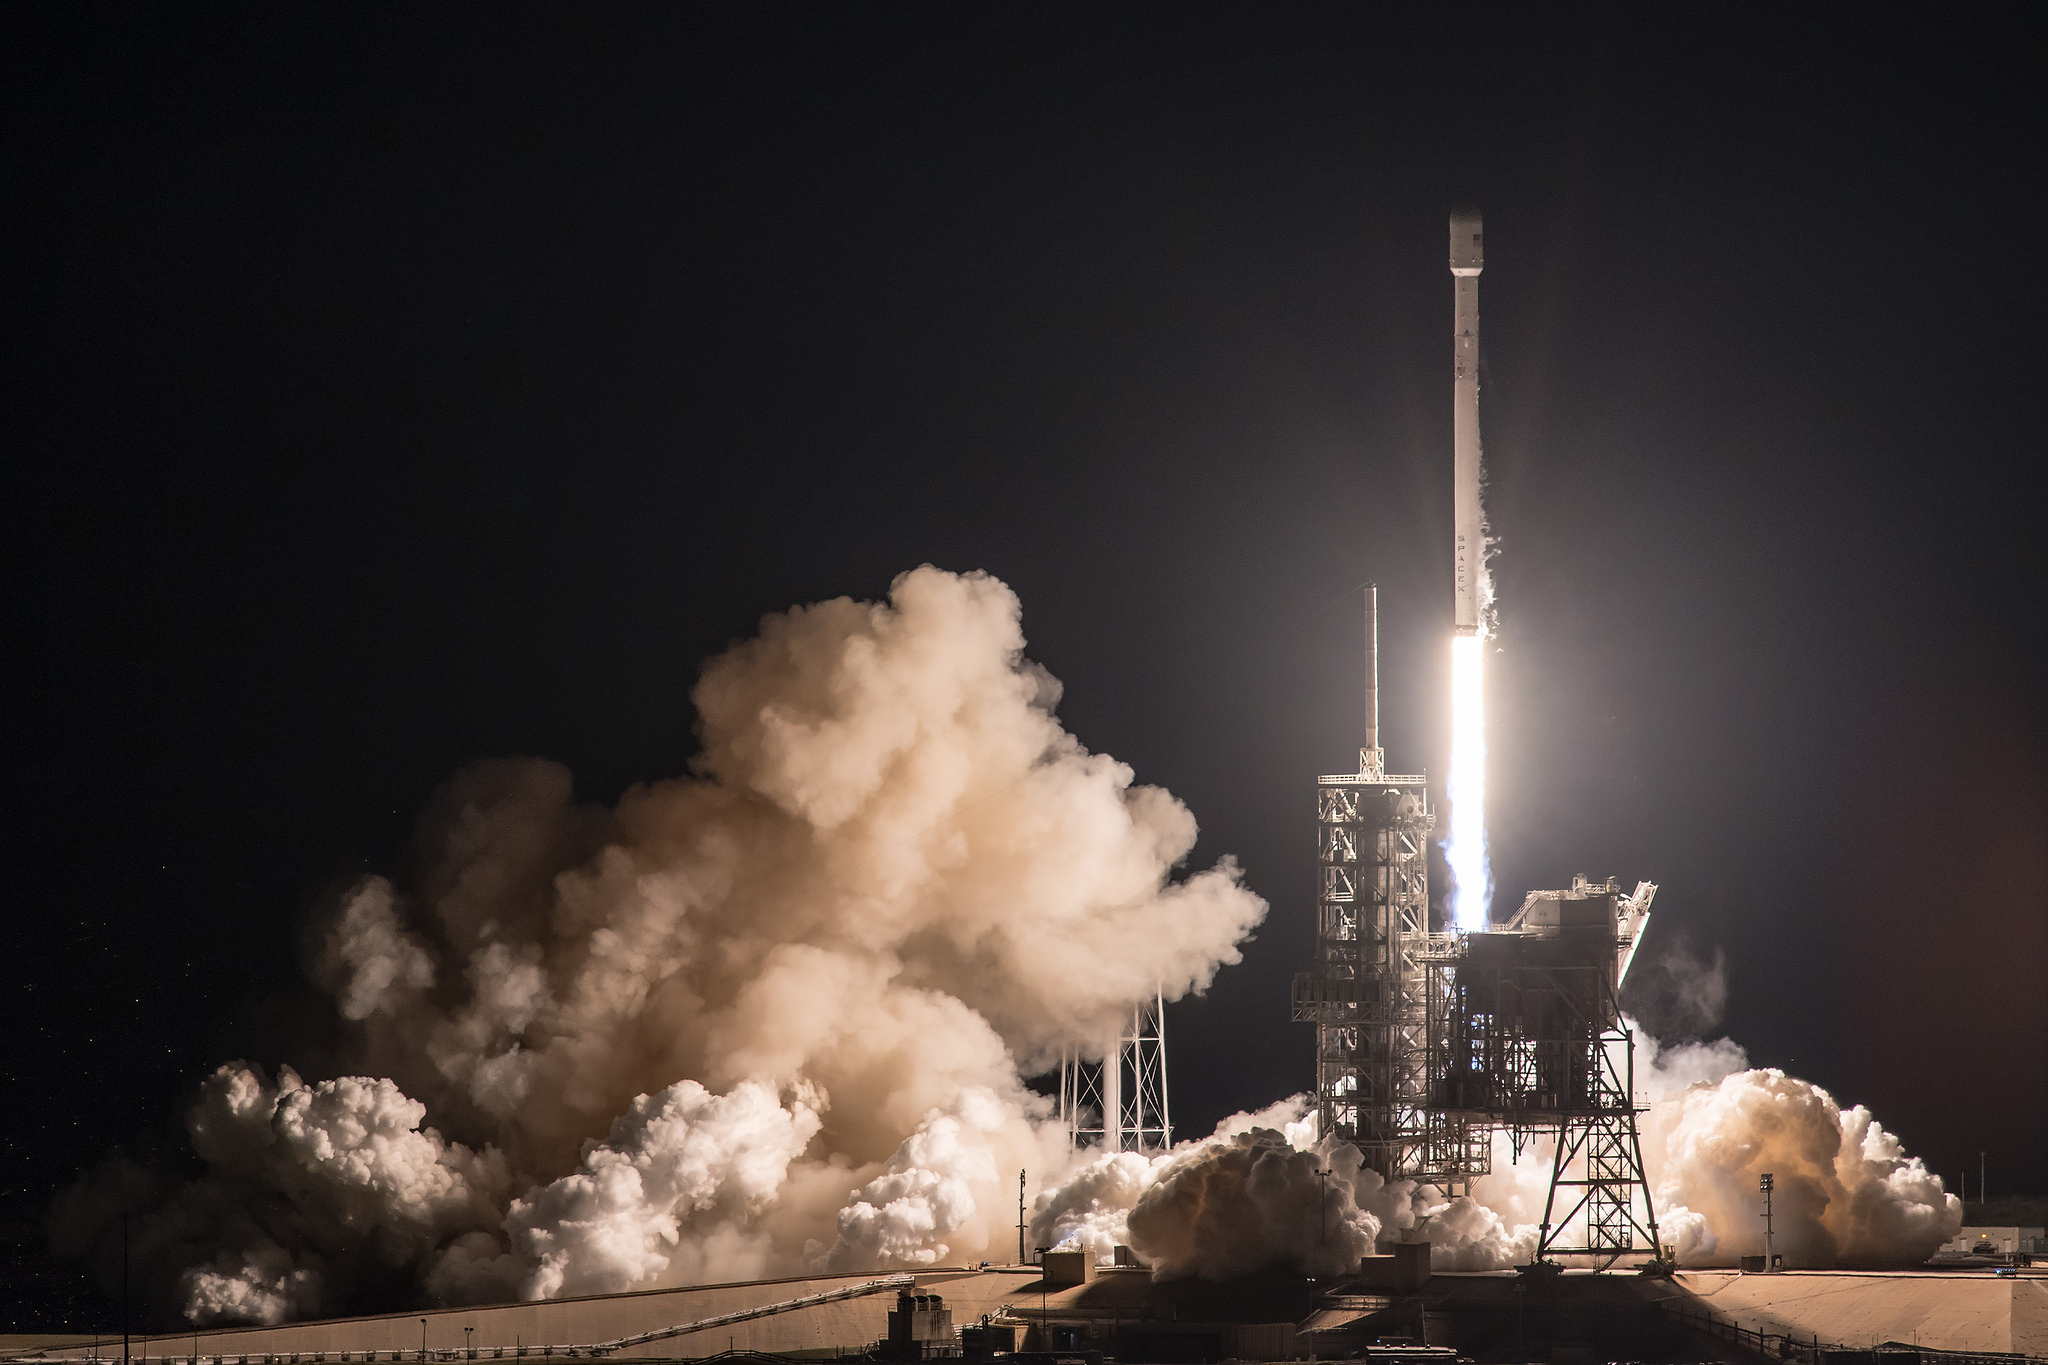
[[1025, 1020, 1957, 1278], [492, 1078, 824, 1300], [69, 567, 1267, 1322], [183, 1064, 513, 1255], [60, 565, 1959, 1316], [1127, 1129, 1379, 1278], [815, 1087, 1029, 1272], [1640, 1042, 1958, 1267], [1028, 1105, 1536, 1278]]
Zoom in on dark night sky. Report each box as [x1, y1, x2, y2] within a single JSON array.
[[4, 5, 2043, 1325]]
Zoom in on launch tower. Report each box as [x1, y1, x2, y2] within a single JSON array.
[[1292, 587, 1489, 1187]]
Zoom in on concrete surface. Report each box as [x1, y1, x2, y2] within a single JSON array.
[[1673, 1269, 2048, 1356]]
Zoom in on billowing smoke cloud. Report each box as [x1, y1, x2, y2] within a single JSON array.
[[65, 567, 1267, 1322], [59, 565, 1958, 1318], [1025, 1022, 1956, 1278], [1639, 1037, 1958, 1267], [1482, 1025, 1957, 1270], [1128, 1129, 1378, 1278], [1622, 934, 1730, 1041], [489, 1078, 823, 1300], [1027, 1103, 1536, 1278]]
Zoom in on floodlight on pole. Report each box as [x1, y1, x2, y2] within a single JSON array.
[[1760, 1172, 1775, 1271]]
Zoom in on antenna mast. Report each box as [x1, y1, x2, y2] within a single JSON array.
[[1362, 584, 1383, 779]]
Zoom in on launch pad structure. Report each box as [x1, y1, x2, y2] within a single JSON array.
[[1294, 211, 1665, 1266], [1057, 211, 1665, 1264], [1430, 875, 1661, 1262], [1294, 592, 1664, 1263], [1291, 586, 1490, 1191]]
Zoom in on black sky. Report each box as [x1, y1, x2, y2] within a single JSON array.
[[4, 5, 2044, 1325]]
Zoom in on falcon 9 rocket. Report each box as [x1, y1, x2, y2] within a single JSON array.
[[1445, 210, 1491, 928]]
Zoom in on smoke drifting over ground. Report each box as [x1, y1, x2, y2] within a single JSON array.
[[60, 568, 1956, 1323], [64, 568, 1266, 1321], [1027, 1026, 1956, 1277], [1638, 1034, 1958, 1267]]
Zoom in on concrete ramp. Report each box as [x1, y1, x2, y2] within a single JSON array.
[[1674, 1270, 2048, 1357]]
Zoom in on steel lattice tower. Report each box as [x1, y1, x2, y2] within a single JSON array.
[[1058, 991, 1172, 1153], [1292, 587, 1489, 1187], [1429, 876, 1662, 1265]]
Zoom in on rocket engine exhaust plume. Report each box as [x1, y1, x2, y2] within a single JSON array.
[[1445, 633, 1490, 929]]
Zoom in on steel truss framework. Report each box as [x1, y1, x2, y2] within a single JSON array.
[[1537, 1028, 1661, 1265], [1059, 991, 1172, 1153], [1289, 588, 1653, 1255], [1425, 902, 1661, 1266], [1292, 756, 1489, 1189]]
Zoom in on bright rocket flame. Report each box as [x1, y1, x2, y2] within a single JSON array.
[[1446, 632, 1490, 929]]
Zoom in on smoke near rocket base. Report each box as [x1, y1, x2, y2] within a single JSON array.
[[62, 566, 1268, 1323], [1027, 1023, 1958, 1278], [58, 565, 1958, 1325]]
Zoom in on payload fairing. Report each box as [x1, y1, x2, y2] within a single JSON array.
[[1450, 210, 1484, 636]]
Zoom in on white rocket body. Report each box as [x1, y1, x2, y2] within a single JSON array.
[[1450, 211, 1484, 636]]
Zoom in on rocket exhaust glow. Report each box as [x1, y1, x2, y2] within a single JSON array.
[[1447, 632, 1489, 928], [1446, 210, 1491, 930]]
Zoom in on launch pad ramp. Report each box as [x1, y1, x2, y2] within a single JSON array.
[[585, 1275, 917, 1353]]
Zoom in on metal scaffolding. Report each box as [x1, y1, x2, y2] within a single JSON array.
[[1426, 877, 1661, 1265], [1292, 587, 1488, 1188], [1291, 589, 1666, 1266], [1059, 990, 1172, 1153]]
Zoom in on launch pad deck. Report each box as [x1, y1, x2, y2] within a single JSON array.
[[10, 1267, 2045, 1365]]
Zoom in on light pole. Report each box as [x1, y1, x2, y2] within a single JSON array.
[[1760, 1173, 1775, 1271], [464, 1330, 473, 1362], [420, 1320, 428, 1363], [1979, 1151, 1987, 1209]]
